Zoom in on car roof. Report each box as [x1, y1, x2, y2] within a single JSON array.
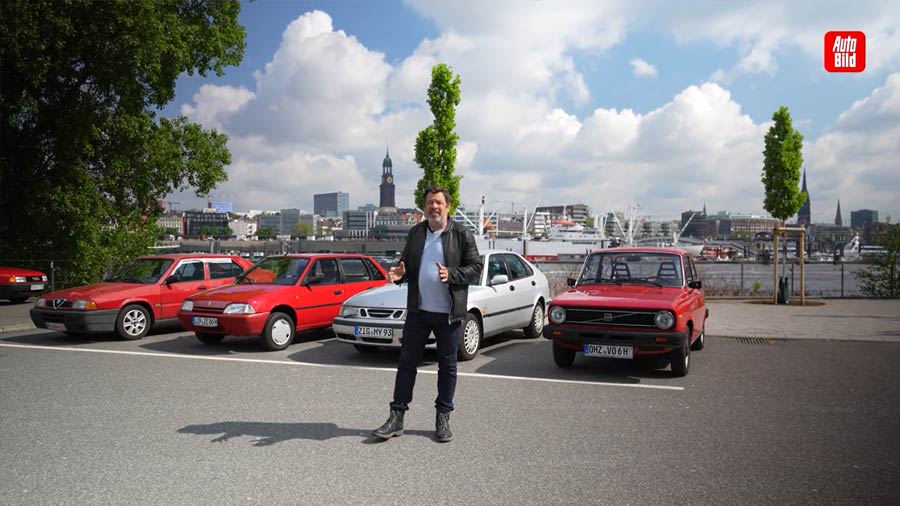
[[588, 247, 686, 256], [261, 253, 374, 259], [137, 253, 243, 260]]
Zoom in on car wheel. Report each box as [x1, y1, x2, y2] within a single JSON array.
[[522, 302, 545, 338], [671, 334, 691, 377], [261, 312, 294, 351], [458, 313, 482, 361], [552, 341, 576, 368], [353, 344, 379, 353], [116, 304, 151, 340], [690, 326, 705, 351], [196, 332, 225, 345]]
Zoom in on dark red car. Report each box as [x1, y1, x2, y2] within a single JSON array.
[[178, 254, 389, 350], [0, 266, 48, 303], [543, 248, 708, 377], [30, 254, 252, 340]]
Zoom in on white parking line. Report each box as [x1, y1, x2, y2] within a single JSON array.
[[0, 343, 684, 391]]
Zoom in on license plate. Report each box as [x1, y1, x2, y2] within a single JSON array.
[[354, 326, 393, 338], [31, 284, 44, 290], [47, 322, 66, 331], [584, 344, 633, 359], [192, 316, 219, 328]]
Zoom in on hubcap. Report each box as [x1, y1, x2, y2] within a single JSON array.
[[463, 320, 480, 354], [533, 306, 544, 332], [124, 309, 147, 336], [271, 318, 293, 346]]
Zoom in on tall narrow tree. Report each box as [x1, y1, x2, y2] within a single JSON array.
[[413, 64, 462, 212]]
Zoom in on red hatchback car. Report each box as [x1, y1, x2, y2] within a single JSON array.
[[543, 248, 708, 377], [1, 266, 48, 303], [178, 254, 389, 350], [30, 254, 252, 340]]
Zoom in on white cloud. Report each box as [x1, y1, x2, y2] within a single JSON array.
[[629, 58, 658, 78], [180, 85, 254, 129]]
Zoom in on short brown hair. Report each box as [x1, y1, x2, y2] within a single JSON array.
[[424, 185, 450, 205]]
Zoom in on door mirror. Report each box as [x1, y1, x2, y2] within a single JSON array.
[[489, 274, 509, 286], [302, 274, 324, 286], [688, 280, 703, 289], [566, 277, 577, 287], [164, 275, 180, 285]]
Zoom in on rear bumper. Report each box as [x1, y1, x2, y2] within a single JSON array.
[[543, 324, 687, 354], [177, 312, 268, 336], [30, 308, 118, 334]]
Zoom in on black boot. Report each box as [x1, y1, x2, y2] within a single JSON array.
[[435, 412, 452, 443], [372, 410, 404, 439]]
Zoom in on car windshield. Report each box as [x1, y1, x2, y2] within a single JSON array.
[[578, 252, 683, 287], [238, 257, 309, 285], [106, 258, 174, 284]]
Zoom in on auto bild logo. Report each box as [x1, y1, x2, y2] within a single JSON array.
[[824, 31, 866, 72]]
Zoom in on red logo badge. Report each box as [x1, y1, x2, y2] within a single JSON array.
[[824, 31, 866, 72]]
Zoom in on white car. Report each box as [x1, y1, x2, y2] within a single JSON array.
[[333, 250, 550, 360]]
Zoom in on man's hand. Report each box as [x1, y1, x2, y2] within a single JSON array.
[[389, 261, 406, 282], [436, 262, 449, 283]]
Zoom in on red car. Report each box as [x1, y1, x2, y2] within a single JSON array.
[[0, 266, 48, 303], [543, 248, 708, 377], [30, 254, 252, 340], [178, 254, 389, 350]]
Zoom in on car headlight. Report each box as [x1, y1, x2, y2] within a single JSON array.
[[34, 298, 47, 308], [181, 300, 193, 311], [224, 303, 255, 314], [71, 300, 97, 310], [42, 275, 48, 282], [654, 311, 675, 330], [549, 306, 567, 324], [339, 305, 360, 318], [13, 276, 26, 283]]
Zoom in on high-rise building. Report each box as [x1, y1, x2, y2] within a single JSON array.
[[314, 192, 350, 218], [379, 149, 396, 212], [850, 209, 878, 229]]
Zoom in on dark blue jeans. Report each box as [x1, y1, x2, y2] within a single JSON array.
[[390, 310, 461, 414]]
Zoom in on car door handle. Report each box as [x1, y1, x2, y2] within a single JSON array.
[[509, 285, 515, 291], [197, 286, 207, 290], [334, 290, 344, 295], [531, 280, 536, 286]]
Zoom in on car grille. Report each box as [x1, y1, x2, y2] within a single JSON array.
[[25, 275, 43, 282], [361, 308, 405, 319], [563, 308, 659, 328], [192, 307, 225, 314]]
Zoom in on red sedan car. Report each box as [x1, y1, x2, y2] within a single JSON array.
[[178, 254, 389, 350], [543, 248, 708, 377], [1, 266, 48, 303], [30, 254, 252, 340]]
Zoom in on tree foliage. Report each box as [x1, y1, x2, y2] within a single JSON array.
[[414, 64, 462, 212], [856, 223, 900, 298], [762, 106, 806, 221], [292, 222, 313, 238], [0, 0, 245, 287]]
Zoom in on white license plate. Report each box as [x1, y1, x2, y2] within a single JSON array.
[[192, 316, 219, 328], [355, 326, 393, 338], [584, 344, 633, 359], [31, 284, 44, 290], [47, 322, 66, 331]]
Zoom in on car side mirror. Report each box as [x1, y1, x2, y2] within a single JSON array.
[[164, 275, 180, 285], [302, 274, 324, 286], [489, 274, 509, 286], [688, 280, 702, 289], [567, 277, 576, 287]]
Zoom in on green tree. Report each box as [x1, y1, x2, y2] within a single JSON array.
[[257, 227, 277, 239], [761, 106, 806, 288], [585, 216, 595, 228], [855, 222, 900, 298], [292, 222, 313, 237], [414, 63, 462, 212], [0, 0, 245, 287]]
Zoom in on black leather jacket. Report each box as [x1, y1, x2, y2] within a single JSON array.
[[397, 220, 483, 321]]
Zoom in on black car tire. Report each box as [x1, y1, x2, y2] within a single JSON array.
[[522, 302, 545, 338], [196, 332, 225, 344], [261, 312, 294, 351], [458, 313, 482, 361], [353, 344, 379, 353], [671, 334, 691, 377], [116, 304, 151, 340], [691, 326, 705, 351], [552, 341, 576, 368]]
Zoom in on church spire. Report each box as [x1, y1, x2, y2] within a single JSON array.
[[835, 200, 843, 226], [798, 168, 811, 226]]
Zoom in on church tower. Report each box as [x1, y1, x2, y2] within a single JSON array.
[[379, 148, 396, 213], [798, 169, 811, 227], [834, 200, 843, 226]]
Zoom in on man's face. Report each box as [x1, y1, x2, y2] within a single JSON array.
[[425, 191, 449, 229]]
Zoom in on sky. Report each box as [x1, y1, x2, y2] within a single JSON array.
[[165, 0, 900, 224]]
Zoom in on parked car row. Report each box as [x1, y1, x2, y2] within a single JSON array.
[[27, 247, 707, 376]]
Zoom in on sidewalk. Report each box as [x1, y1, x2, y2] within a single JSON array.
[[2, 298, 899, 342]]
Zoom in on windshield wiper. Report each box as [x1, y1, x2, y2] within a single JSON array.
[[595, 278, 623, 285], [631, 278, 663, 287]]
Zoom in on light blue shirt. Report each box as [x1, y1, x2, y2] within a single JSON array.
[[418, 225, 452, 313]]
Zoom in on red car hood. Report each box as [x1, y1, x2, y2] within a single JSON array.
[[44, 282, 155, 303], [1, 266, 46, 277], [553, 284, 688, 310], [188, 283, 287, 304]]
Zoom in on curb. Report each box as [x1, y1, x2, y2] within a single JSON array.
[[0, 323, 36, 334]]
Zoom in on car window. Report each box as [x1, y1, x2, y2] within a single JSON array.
[[340, 258, 371, 283], [309, 258, 340, 285], [363, 258, 386, 281], [108, 258, 174, 284], [240, 257, 309, 285], [579, 252, 683, 286], [208, 260, 245, 280], [502, 254, 531, 280], [486, 254, 508, 281], [172, 261, 205, 282], [683, 257, 694, 283]]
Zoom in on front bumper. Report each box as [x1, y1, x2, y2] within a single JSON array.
[[30, 308, 118, 334], [177, 311, 269, 336], [543, 324, 687, 354], [332, 317, 436, 348], [1, 283, 45, 301]]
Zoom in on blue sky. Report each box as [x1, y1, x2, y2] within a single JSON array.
[[167, 0, 900, 223]]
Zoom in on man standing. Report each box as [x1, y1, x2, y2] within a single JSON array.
[[372, 185, 482, 443]]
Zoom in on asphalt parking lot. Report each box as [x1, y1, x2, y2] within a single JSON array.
[[2, 314, 899, 506]]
